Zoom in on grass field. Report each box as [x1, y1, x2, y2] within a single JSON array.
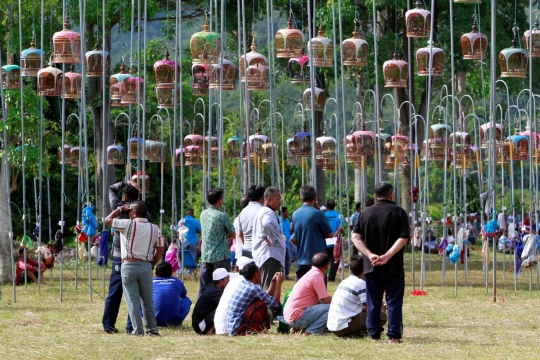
[[2, 247, 540, 359]]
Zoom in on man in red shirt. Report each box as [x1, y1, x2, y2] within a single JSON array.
[[283, 253, 331, 335], [16, 247, 46, 285]]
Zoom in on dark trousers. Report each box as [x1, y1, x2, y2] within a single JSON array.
[[102, 257, 132, 332], [198, 259, 231, 299], [241, 249, 253, 259], [326, 247, 339, 281], [260, 257, 283, 294], [364, 271, 404, 340]]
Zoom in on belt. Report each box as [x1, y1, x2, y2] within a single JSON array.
[[122, 258, 151, 263]]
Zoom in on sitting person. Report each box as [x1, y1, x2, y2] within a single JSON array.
[[153, 261, 192, 327], [192, 268, 230, 335], [226, 262, 283, 335], [284, 253, 332, 335], [16, 246, 46, 285], [214, 257, 253, 335], [327, 254, 387, 337], [498, 229, 511, 253]]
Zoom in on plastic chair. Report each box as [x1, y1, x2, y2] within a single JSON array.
[[180, 249, 199, 281]]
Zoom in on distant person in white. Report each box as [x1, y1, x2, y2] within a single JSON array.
[[238, 185, 265, 259], [233, 195, 250, 263]]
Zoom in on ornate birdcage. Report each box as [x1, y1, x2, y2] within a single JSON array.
[[303, 87, 326, 111], [107, 141, 125, 165], [275, 11, 304, 58], [58, 143, 72, 164], [288, 54, 310, 84], [402, 143, 418, 166], [21, 37, 44, 77], [461, 19, 488, 60], [240, 37, 270, 91], [85, 42, 110, 77], [227, 136, 243, 158], [192, 63, 210, 96], [519, 128, 539, 155], [52, 15, 81, 64], [345, 124, 375, 165], [375, 132, 392, 156], [287, 130, 311, 165], [416, 41, 445, 76], [479, 123, 504, 149], [449, 131, 473, 168], [128, 134, 144, 160], [342, 20, 369, 67], [322, 158, 337, 172], [500, 28, 528, 78], [109, 60, 132, 107], [59, 65, 82, 99], [174, 147, 184, 166], [190, 12, 221, 64], [524, 18, 540, 58], [262, 143, 279, 163], [132, 171, 150, 194], [209, 56, 239, 90], [383, 52, 408, 88], [204, 136, 220, 167], [153, 48, 180, 107], [121, 67, 144, 105], [70, 146, 86, 167], [428, 121, 452, 160], [405, 0, 431, 38], [146, 138, 167, 163], [390, 129, 410, 157], [1, 55, 21, 90], [244, 133, 268, 159], [184, 146, 203, 166], [308, 24, 333, 67], [316, 135, 336, 160], [37, 64, 63, 96]]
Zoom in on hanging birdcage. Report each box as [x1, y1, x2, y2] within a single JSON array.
[[227, 136, 243, 158], [240, 36, 270, 91], [192, 63, 210, 96], [190, 12, 221, 64], [316, 135, 336, 161], [37, 64, 63, 96], [308, 24, 333, 67], [416, 41, 445, 76], [109, 60, 132, 107], [204, 136, 220, 167], [85, 42, 110, 77], [449, 131, 473, 168], [383, 52, 408, 88], [1, 55, 21, 90], [524, 18, 540, 58], [375, 132, 392, 156], [209, 56, 239, 90], [499, 28, 528, 78], [519, 128, 539, 154], [479, 123, 504, 149], [184, 132, 204, 165], [58, 143, 72, 165], [59, 65, 82, 99], [120, 69, 144, 105], [342, 20, 369, 67], [288, 54, 310, 84], [21, 37, 44, 77], [243, 133, 268, 162], [70, 146, 86, 167], [146, 138, 167, 163], [461, 19, 488, 60], [262, 143, 279, 163], [390, 129, 410, 157], [345, 124, 375, 165], [52, 15, 81, 64], [303, 87, 326, 112], [405, 0, 431, 38], [107, 143, 124, 165], [128, 135, 144, 160], [428, 121, 451, 160], [153, 48, 180, 107], [132, 171, 150, 194], [275, 11, 304, 58], [403, 143, 419, 167]]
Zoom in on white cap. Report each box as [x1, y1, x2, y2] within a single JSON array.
[[320, 206, 327, 211], [212, 268, 229, 281], [236, 256, 254, 270]]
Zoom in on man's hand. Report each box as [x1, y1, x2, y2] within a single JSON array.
[[274, 272, 284, 285], [264, 236, 272, 246], [368, 253, 380, 266], [373, 253, 389, 266], [382, 303, 388, 312]]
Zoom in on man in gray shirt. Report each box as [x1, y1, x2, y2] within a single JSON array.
[[238, 185, 265, 258]]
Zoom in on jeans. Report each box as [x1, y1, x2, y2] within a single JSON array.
[[102, 257, 132, 333], [291, 303, 330, 334], [198, 259, 231, 298], [284, 248, 291, 277], [365, 272, 404, 340], [121, 262, 158, 335], [241, 249, 253, 259], [183, 241, 198, 263]]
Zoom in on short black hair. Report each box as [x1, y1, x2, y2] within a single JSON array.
[[242, 262, 259, 281], [240, 195, 250, 209], [247, 185, 265, 201], [131, 201, 148, 217], [18, 247, 26, 257], [281, 206, 288, 213], [300, 185, 317, 202], [155, 261, 173, 277], [365, 197, 375, 207], [374, 182, 394, 199], [355, 202, 361, 211], [326, 199, 336, 210], [312, 252, 329, 268], [349, 254, 364, 276], [207, 188, 223, 205], [125, 185, 140, 201], [186, 208, 194, 216]]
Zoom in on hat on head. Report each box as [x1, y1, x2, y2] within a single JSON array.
[[212, 268, 229, 281], [320, 206, 327, 211], [236, 256, 254, 270]]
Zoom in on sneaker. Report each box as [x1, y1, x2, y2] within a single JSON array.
[[147, 331, 161, 337], [104, 327, 119, 334], [128, 332, 144, 336]]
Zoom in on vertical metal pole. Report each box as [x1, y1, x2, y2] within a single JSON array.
[[307, 0, 316, 189], [491, 0, 498, 301]]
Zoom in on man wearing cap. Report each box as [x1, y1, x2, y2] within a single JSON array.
[[152, 261, 192, 327], [214, 256, 253, 335], [192, 268, 230, 335]]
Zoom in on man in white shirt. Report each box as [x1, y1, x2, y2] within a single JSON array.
[[233, 196, 249, 263], [252, 187, 285, 293], [238, 185, 265, 258], [327, 254, 387, 337], [214, 257, 253, 335]]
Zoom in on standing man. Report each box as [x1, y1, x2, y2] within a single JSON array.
[[238, 185, 265, 258], [181, 208, 201, 263], [324, 199, 343, 282], [105, 201, 164, 336], [350, 203, 362, 229], [292, 185, 333, 279], [280, 206, 293, 279], [199, 188, 236, 298], [352, 182, 410, 344], [252, 187, 285, 293], [102, 180, 144, 334]]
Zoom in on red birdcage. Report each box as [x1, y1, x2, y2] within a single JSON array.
[[288, 54, 310, 84], [416, 41, 445, 76], [240, 36, 270, 91], [405, 0, 431, 38], [461, 19, 488, 60], [383, 52, 408, 88], [303, 87, 326, 112], [275, 11, 304, 58], [52, 15, 81, 64]]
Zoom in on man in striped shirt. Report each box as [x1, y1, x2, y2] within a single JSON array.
[[105, 201, 164, 336], [327, 254, 387, 337]]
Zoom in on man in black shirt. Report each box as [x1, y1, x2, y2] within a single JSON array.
[[192, 268, 230, 334], [352, 182, 410, 344]]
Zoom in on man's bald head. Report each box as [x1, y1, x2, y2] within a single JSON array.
[[312, 253, 329, 268]]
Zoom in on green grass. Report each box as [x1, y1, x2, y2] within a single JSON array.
[[2, 248, 540, 359]]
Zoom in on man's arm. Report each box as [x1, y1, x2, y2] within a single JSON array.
[[320, 296, 332, 304], [374, 237, 408, 266], [351, 232, 379, 265], [105, 205, 130, 227], [153, 246, 164, 266], [108, 181, 127, 209]]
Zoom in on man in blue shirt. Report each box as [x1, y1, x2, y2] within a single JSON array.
[[181, 208, 201, 263], [325, 199, 343, 282], [153, 261, 192, 327], [292, 185, 333, 279], [280, 207, 293, 279]]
